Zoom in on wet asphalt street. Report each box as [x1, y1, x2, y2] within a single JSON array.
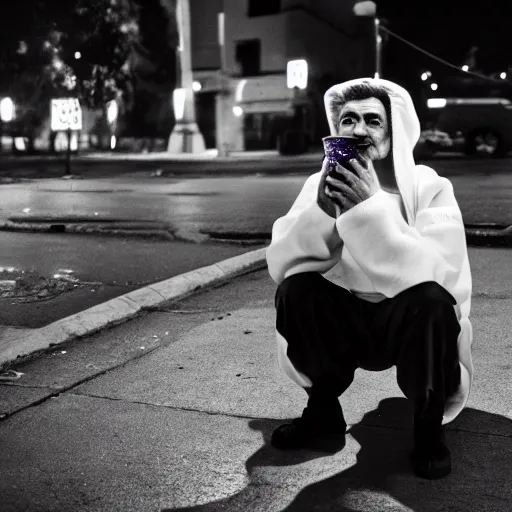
[[0, 155, 510, 328]]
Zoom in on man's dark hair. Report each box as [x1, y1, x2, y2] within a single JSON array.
[[328, 81, 393, 137]]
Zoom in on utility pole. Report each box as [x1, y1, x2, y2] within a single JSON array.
[[375, 17, 382, 78], [353, 1, 381, 79], [217, 9, 229, 156], [167, 0, 206, 154]]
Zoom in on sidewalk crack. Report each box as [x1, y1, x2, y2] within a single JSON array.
[[67, 391, 273, 421]]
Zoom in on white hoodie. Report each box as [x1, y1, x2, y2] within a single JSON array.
[[266, 78, 473, 425]]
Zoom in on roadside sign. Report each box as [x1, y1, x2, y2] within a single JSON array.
[[51, 98, 82, 131], [287, 60, 308, 90]]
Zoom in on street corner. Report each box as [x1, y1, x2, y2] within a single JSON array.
[[0, 247, 268, 370]]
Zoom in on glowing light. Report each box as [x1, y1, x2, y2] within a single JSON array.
[[287, 60, 308, 90], [0, 97, 15, 122], [235, 79, 247, 102], [107, 100, 118, 124], [173, 88, 186, 121], [427, 98, 447, 108]]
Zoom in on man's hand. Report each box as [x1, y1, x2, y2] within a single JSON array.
[[317, 158, 341, 218], [323, 155, 381, 217]]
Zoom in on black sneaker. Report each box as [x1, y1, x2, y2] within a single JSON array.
[[410, 423, 451, 479], [271, 407, 347, 453]]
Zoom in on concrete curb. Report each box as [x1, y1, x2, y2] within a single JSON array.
[[0, 221, 510, 246], [0, 220, 217, 243], [0, 247, 268, 370], [465, 225, 512, 247]]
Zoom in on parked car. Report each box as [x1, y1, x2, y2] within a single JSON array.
[[423, 97, 512, 157]]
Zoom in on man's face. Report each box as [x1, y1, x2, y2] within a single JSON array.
[[337, 97, 390, 161]]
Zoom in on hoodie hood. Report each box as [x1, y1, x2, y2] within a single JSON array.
[[324, 77, 421, 223]]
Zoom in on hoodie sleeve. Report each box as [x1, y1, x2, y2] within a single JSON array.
[[266, 172, 344, 285], [335, 170, 467, 300]]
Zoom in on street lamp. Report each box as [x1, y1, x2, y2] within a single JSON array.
[[374, 18, 382, 78], [352, 1, 381, 78], [167, 0, 206, 154]]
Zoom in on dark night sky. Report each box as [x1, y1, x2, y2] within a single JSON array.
[[376, 1, 510, 89]]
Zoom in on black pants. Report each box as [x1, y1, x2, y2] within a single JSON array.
[[275, 273, 461, 423]]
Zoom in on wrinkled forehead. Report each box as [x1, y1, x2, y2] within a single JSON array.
[[339, 98, 388, 121]]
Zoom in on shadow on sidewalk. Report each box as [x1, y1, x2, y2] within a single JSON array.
[[163, 397, 511, 512]]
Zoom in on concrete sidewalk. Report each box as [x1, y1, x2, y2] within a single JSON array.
[[0, 247, 510, 511]]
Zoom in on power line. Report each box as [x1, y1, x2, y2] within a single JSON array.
[[380, 25, 511, 87]]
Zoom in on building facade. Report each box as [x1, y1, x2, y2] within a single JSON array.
[[190, 0, 373, 151]]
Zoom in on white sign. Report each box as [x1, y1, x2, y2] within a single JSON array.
[[51, 98, 82, 131], [287, 60, 308, 90]]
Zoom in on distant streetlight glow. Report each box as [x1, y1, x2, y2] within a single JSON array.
[[17, 41, 28, 55], [500, 72, 507, 79], [75, 51, 81, 59], [107, 100, 119, 124], [421, 72, 428, 81], [352, 1, 377, 16], [462, 65, 469, 72], [0, 97, 15, 122], [431, 83, 438, 91], [427, 98, 447, 109]]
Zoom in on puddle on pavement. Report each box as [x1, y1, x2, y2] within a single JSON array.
[[0, 267, 88, 303]]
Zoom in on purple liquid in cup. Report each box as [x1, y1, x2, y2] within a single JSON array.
[[322, 136, 359, 165]]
